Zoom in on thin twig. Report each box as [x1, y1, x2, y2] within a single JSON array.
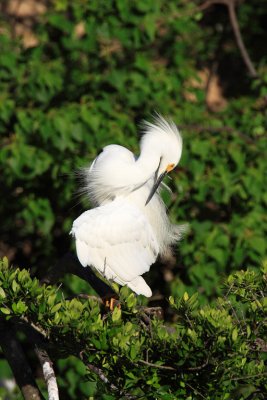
[[20, 315, 49, 339], [185, 357, 210, 371], [138, 359, 176, 371], [185, 381, 208, 400], [231, 372, 267, 381], [78, 351, 118, 391], [86, 362, 138, 398], [139, 357, 210, 372]]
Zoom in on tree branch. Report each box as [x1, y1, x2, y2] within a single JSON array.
[[0, 321, 45, 400], [199, 0, 258, 78], [40, 252, 115, 298]]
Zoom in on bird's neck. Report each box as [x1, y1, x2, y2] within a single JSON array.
[[134, 144, 160, 184]]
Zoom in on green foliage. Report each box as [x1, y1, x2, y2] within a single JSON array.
[[0, 258, 266, 399]]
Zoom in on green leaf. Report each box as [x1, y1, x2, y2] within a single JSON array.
[[143, 15, 156, 41], [13, 300, 28, 314], [2, 257, 9, 268], [0, 307, 11, 315], [12, 280, 19, 293], [126, 293, 137, 309], [47, 294, 57, 306], [248, 237, 266, 255], [130, 345, 137, 360], [51, 303, 62, 313], [183, 292, 189, 301], [169, 296, 174, 305], [0, 287, 6, 298], [208, 248, 226, 265], [232, 328, 238, 342], [112, 306, 121, 322]]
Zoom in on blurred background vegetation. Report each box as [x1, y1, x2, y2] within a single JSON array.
[[0, 0, 266, 398]]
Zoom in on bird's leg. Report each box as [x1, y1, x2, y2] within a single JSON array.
[[103, 294, 121, 311], [99, 264, 121, 310]]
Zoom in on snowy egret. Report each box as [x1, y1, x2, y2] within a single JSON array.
[[71, 115, 184, 297]]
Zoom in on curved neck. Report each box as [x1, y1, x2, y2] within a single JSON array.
[[134, 143, 159, 185]]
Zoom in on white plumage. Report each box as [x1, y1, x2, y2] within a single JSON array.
[[70, 115, 184, 297]]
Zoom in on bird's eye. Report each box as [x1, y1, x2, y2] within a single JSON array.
[[97, 148, 104, 156]]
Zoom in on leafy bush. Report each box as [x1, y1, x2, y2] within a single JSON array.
[[0, 257, 266, 399]]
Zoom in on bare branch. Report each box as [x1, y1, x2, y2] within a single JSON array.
[[227, 0, 258, 78], [87, 363, 118, 390], [0, 321, 45, 400], [199, 0, 258, 78], [85, 362, 137, 399], [77, 350, 118, 390], [35, 347, 59, 400]]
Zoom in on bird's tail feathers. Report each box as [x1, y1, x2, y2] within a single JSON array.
[[127, 276, 152, 297]]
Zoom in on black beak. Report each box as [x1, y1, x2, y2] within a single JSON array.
[[145, 170, 168, 206]]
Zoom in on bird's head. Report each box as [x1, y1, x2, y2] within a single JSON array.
[[83, 115, 182, 206], [140, 115, 182, 205]]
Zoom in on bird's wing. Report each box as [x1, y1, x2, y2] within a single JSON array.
[[71, 201, 159, 284]]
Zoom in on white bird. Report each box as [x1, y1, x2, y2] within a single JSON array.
[[70, 115, 184, 297]]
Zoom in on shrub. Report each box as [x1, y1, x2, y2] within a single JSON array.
[[0, 257, 266, 399]]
